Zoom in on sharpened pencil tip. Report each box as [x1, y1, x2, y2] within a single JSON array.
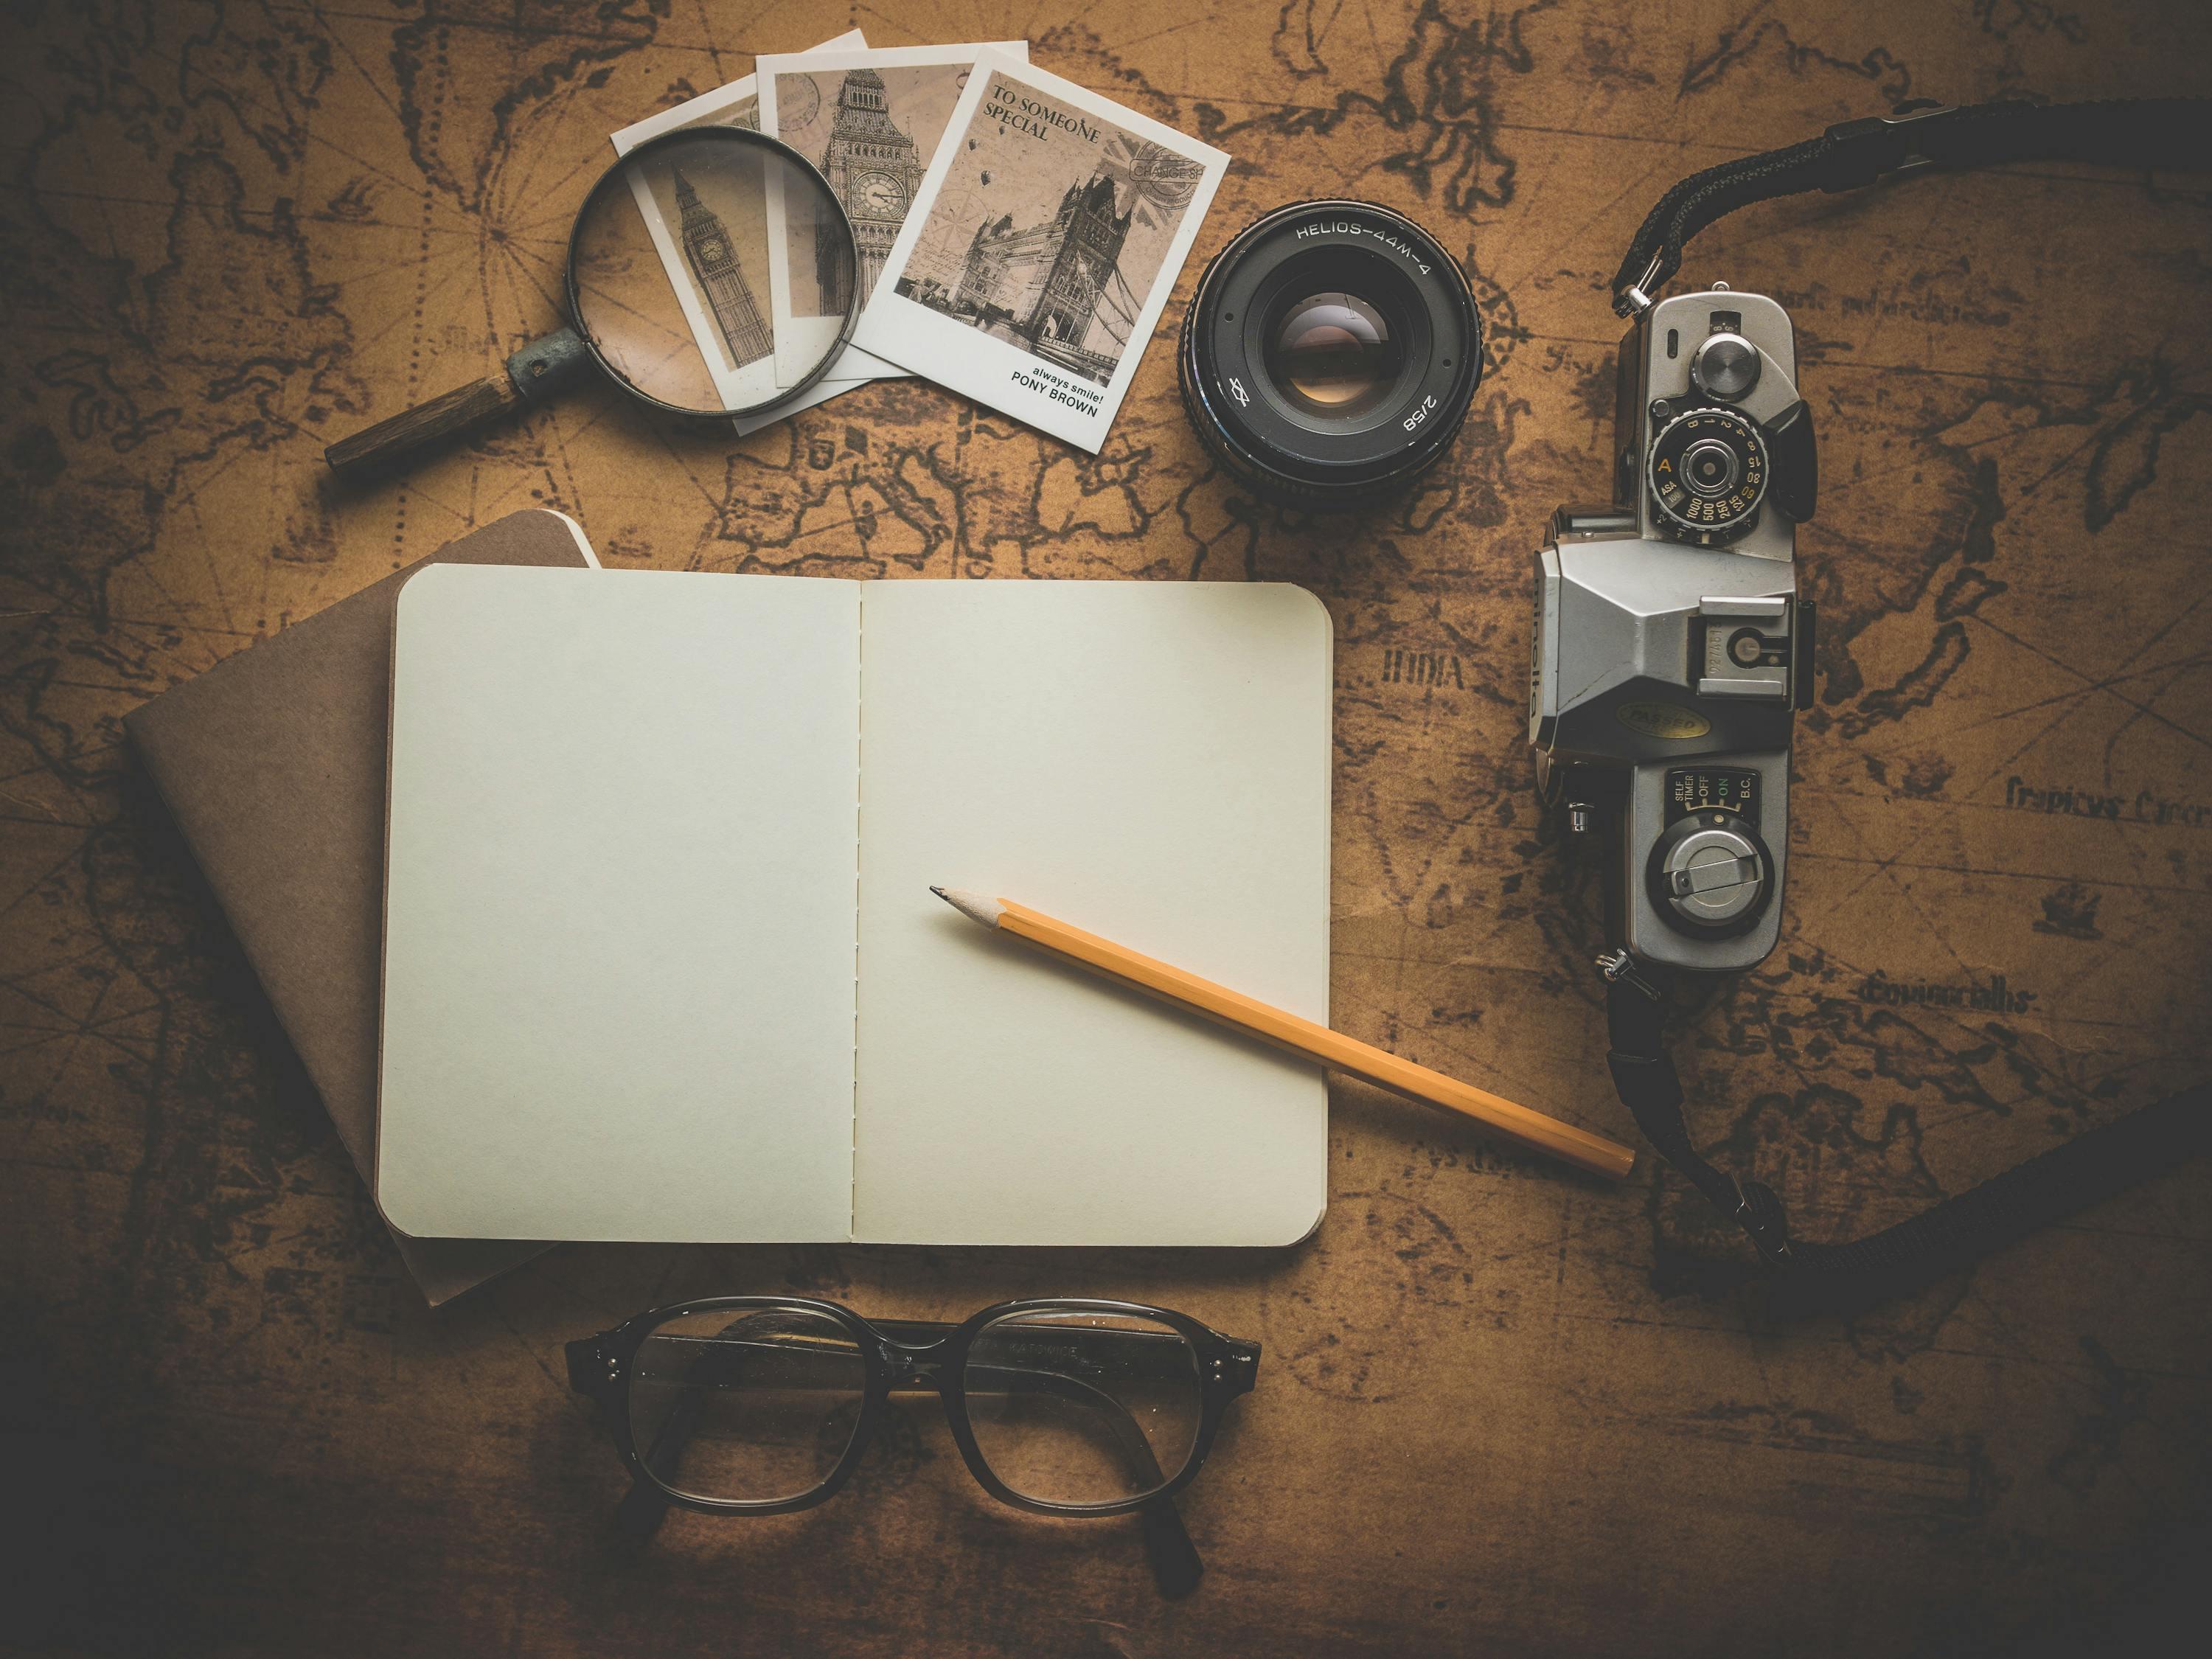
[[933, 887, 1007, 928]]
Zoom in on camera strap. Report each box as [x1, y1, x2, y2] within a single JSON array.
[[1585, 95, 2212, 1313], [1597, 958, 2211, 1317], [1610, 96, 2212, 316]]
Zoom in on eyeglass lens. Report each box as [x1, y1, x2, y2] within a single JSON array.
[[963, 1310, 1205, 1506], [627, 1307, 866, 1503]]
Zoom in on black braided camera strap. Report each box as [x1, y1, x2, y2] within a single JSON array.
[[1601, 966, 2211, 1318], [1610, 96, 2212, 317], [1596, 94, 2212, 1311]]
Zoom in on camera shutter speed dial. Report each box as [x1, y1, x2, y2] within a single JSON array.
[[1648, 811, 1773, 936], [1648, 406, 1768, 542]]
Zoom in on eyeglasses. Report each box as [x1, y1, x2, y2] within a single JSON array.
[[566, 1296, 1261, 1597]]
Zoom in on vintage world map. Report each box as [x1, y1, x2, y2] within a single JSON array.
[[4, 1, 2210, 1654]]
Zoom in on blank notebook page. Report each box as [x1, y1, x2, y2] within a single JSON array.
[[852, 580, 1333, 1246], [377, 566, 861, 1241]]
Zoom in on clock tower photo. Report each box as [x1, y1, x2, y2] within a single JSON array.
[[816, 69, 925, 310], [672, 167, 771, 368]]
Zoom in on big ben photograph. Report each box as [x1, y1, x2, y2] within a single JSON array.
[[672, 168, 772, 369], [758, 44, 1019, 319], [622, 122, 790, 408]]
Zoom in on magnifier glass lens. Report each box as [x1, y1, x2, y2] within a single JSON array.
[[571, 131, 859, 416]]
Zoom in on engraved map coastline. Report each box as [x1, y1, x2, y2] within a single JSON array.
[[4, 2, 2208, 1655]]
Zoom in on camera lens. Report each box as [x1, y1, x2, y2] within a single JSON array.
[[1179, 201, 1481, 509], [1267, 293, 1402, 414]]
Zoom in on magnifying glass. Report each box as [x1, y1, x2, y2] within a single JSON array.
[[324, 127, 860, 476]]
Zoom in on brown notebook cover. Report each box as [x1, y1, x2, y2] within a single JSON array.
[[125, 509, 598, 1304]]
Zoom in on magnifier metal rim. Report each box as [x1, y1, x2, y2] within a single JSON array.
[[562, 125, 864, 420]]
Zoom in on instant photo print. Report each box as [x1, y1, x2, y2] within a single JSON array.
[[756, 41, 1028, 386], [853, 49, 1227, 452]]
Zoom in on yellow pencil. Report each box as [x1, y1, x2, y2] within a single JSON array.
[[931, 887, 1636, 1182]]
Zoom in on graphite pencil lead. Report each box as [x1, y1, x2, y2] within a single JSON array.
[[933, 887, 1006, 928]]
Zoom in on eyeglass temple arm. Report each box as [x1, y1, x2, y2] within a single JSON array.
[[567, 1335, 698, 1540], [954, 1357, 1203, 1597], [868, 1318, 1251, 1382], [571, 1322, 1256, 1388]]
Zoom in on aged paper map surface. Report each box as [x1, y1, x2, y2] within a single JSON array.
[[4, 2, 2209, 1655]]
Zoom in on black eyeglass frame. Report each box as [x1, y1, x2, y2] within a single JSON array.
[[565, 1295, 1261, 1520]]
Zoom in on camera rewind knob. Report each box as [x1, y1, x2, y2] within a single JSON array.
[[1690, 331, 1761, 401]]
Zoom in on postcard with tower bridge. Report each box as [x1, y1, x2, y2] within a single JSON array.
[[757, 42, 1029, 389], [854, 49, 1227, 454], [608, 29, 883, 430]]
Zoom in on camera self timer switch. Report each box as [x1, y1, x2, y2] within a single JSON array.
[[1649, 812, 1773, 936]]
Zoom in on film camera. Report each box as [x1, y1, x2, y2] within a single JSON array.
[[1527, 285, 1816, 973]]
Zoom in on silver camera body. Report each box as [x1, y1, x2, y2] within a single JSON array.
[[1528, 286, 1817, 973]]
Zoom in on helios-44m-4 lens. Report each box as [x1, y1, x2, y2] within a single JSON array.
[[1178, 200, 1481, 509]]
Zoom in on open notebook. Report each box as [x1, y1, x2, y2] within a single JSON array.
[[376, 569, 1333, 1246]]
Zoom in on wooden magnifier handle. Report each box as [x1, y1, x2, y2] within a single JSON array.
[[324, 373, 523, 475], [324, 327, 591, 477]]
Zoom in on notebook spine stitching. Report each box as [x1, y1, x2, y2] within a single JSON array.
[[850, 585, 864, 1241]]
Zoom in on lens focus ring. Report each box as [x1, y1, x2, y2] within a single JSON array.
[[1178, 200, 1481, 509]]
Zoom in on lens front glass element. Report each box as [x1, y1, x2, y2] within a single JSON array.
[[963, 1309, 1203, 1506], [627, 1307, 865, 1503], [570, 129, 858, 416], [1265, 291, 1402, 417]]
